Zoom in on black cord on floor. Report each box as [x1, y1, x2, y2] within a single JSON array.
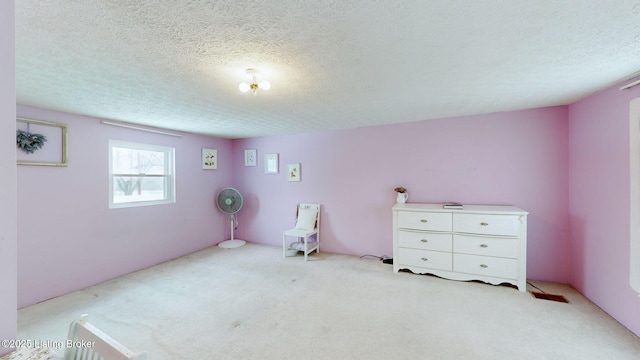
[[527, 281, 546, 293], [359, 254, 391, 261]]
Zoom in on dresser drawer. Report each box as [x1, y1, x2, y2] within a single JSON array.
[[398, 248, 452, 271], [398, 211, 452, 232], [453, 213, 520, 236], [453, 234, 518, 258], [399, 231, 452, 252], [453, 253, 517, 279]]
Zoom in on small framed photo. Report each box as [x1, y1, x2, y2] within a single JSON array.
[[264, 153, 278, 174], [244, 149, 257, 166], [202, 148, 217, 169], [287, 163, 300, 182]]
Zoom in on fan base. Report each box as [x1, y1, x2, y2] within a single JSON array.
[[218, 239, 247, 249]]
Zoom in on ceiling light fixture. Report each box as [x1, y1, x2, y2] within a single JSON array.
[[239, 68, 271, 95]]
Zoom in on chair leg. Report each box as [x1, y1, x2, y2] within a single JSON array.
[[282, 233, 286, 258], [303, 236, 308, 261]]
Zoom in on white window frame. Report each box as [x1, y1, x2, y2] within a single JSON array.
[[629, 97, 640, 293], [109, 140, 175, 209]]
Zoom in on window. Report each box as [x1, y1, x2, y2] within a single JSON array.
[[109, 140, 175, 208]]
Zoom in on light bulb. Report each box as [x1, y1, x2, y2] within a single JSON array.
[[239, 83, 250, 93], [259, 81, 271, 91]]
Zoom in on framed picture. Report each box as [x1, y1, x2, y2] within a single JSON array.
[[264, 153, 278, 174], [287, 163, 301, 182], [202, 148, 217, 169], [16, 118, 68, 166], [244, 149, 257, 166]]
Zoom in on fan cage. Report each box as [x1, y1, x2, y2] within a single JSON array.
[[216, 187, 243, 215]]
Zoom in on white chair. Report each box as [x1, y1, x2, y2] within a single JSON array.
[[0, 315, 146, 360], [63, 315, 147, 360], [283, 203, 320, 261]]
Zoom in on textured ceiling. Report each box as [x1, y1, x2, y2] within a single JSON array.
[[16, 1, 640, 139]]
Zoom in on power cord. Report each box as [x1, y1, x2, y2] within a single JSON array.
[[359, 254, 393, 264], [527, 281, 545, 293]]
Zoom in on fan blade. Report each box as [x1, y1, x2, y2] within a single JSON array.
[[216, 187, 243, 214]]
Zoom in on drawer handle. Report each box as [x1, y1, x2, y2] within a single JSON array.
[[480, 244, 488, 248], [480, 222, 489, 226], [480, 264, 488, 268], [421, 239, 428, 243], [421, 257, 428, 262], [420, 219, 428, 223]]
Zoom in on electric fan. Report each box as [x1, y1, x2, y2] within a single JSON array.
[[216, 187, 246, 249]]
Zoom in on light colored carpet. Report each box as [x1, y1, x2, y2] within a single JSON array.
[[16, 243, 640, 359]]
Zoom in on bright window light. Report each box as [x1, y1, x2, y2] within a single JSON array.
[[109, 140, 175, 208]]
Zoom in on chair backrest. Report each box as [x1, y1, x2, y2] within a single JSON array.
[[294, 203, 320, 231], [64, 315, 147, 360]]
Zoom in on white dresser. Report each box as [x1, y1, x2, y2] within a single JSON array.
[[392, 203, 528, 291]]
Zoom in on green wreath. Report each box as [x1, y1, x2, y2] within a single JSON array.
[[16, 129, 47, 154]]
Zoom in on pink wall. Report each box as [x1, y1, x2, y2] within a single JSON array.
[[568, 78, 640, 336], [16, 106, 234, 307], [0, 0, 17, 354], [232, 107, 570, 282]]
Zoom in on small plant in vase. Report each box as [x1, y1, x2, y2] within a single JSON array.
[[394, 187, 408, 203]]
